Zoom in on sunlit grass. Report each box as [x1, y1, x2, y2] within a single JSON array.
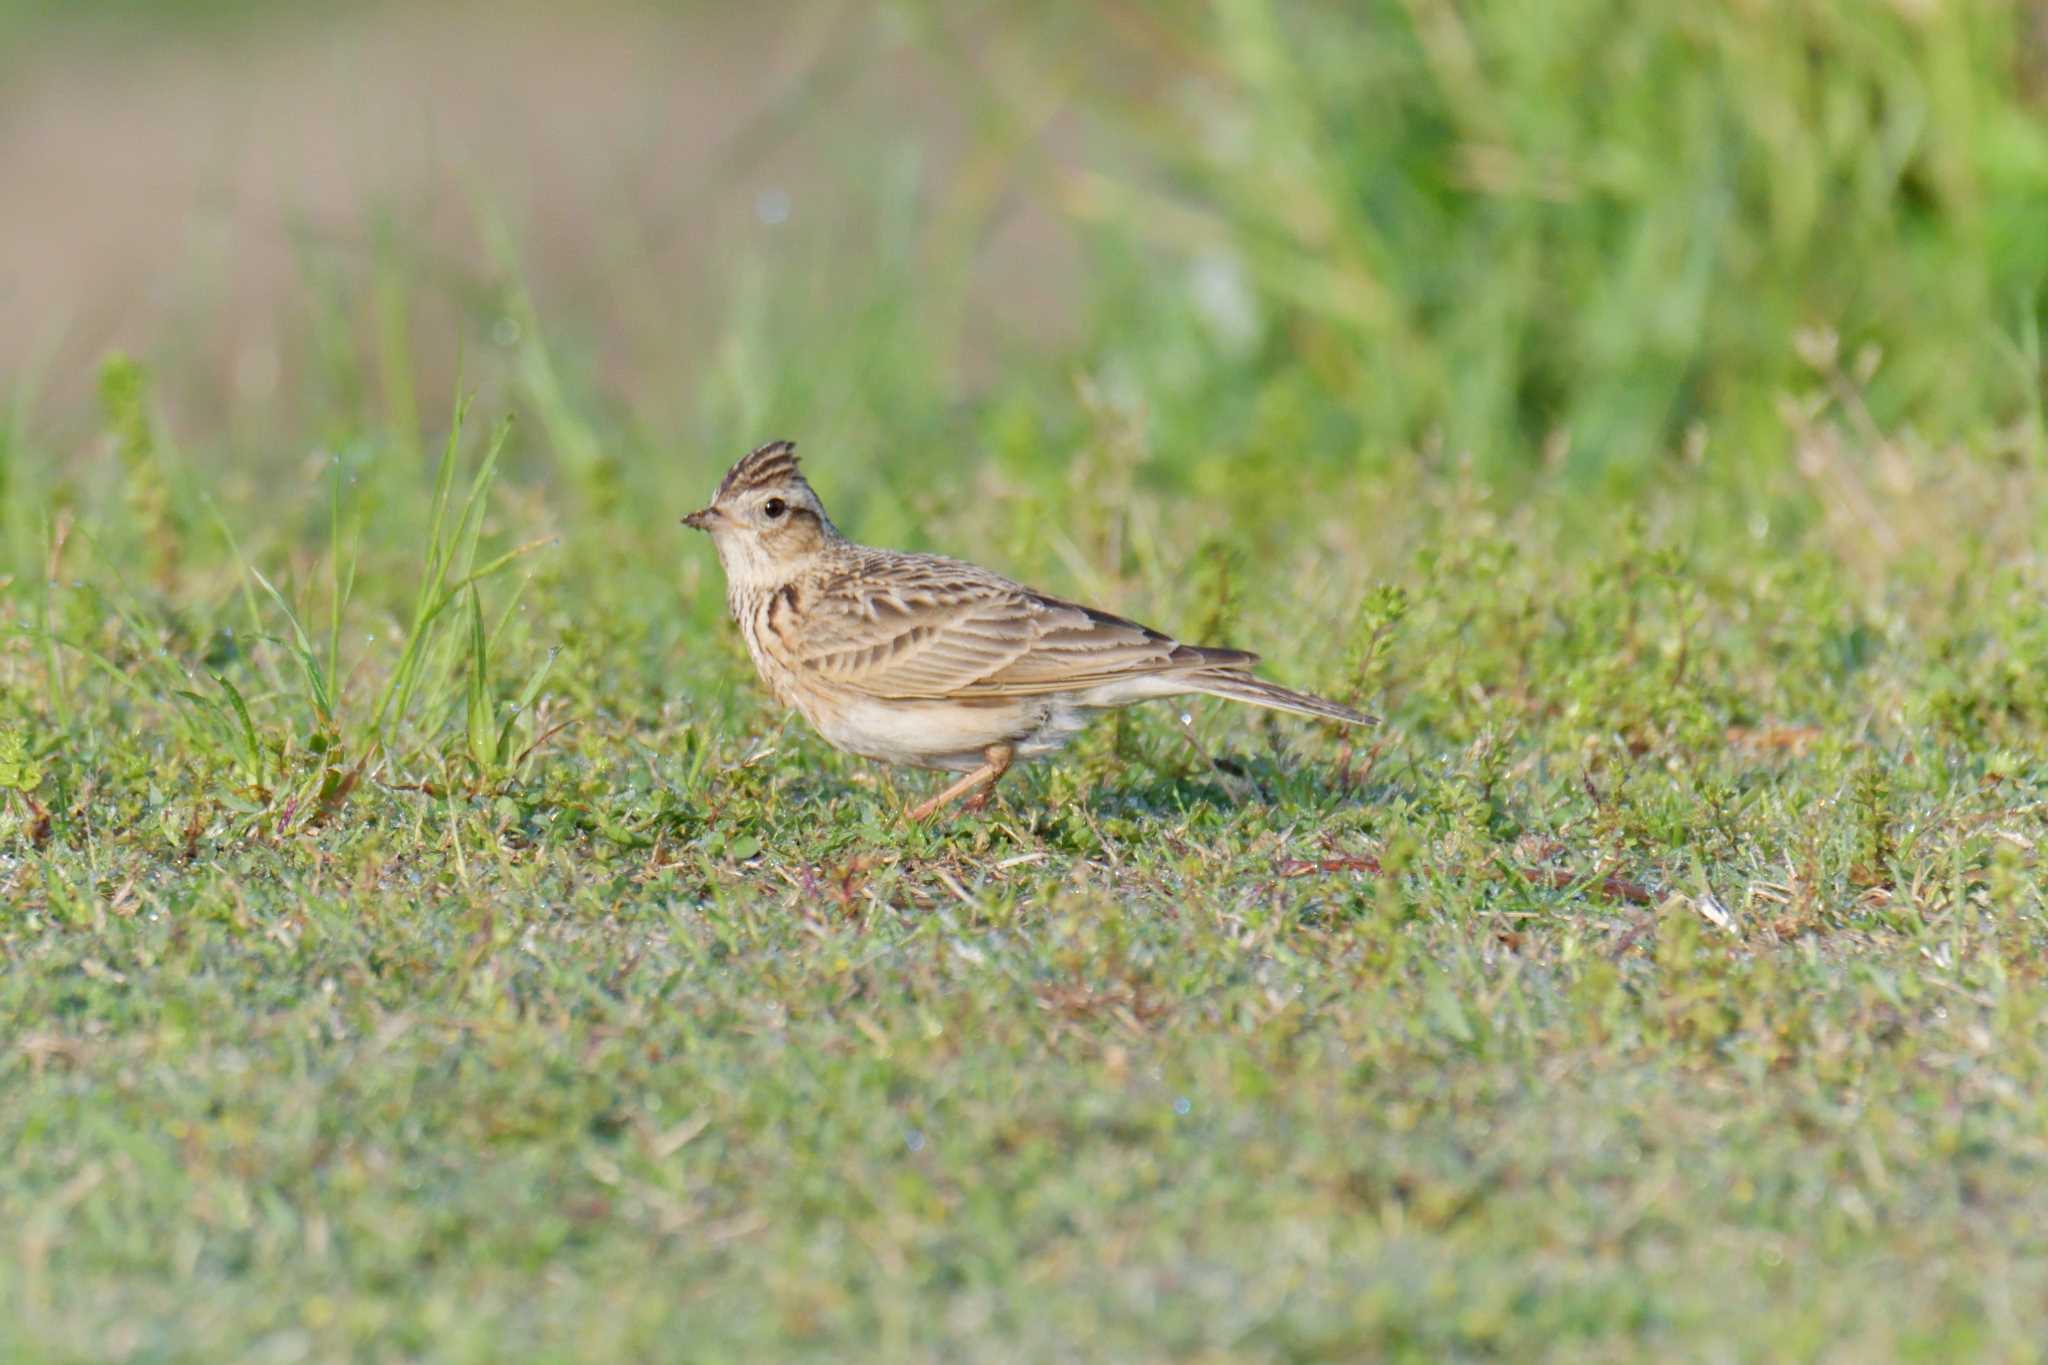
[[3, 1, 2048, 1358]]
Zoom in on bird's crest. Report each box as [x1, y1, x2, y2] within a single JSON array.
[[716, 440, 802, 502]]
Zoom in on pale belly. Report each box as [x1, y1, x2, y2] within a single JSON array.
[[797, 692, 1091, 772]]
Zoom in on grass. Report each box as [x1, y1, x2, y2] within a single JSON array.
[[6, 1, 2048, 1359]]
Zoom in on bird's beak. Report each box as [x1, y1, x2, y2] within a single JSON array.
[[682, 506, 719, 532]]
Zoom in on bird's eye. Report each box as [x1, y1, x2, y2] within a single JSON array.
[[762, 497, 787, 520]]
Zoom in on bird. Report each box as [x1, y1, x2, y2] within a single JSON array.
[[683, 440, 1377, 820]]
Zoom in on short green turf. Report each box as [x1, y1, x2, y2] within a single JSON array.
[[5, 2, 2048, 1360]]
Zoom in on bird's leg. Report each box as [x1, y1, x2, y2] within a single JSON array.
[[961, 745, 1016, 814], [906, 743, 1015, 823]]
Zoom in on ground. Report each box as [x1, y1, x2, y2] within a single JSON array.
[[4, 3, 2048, 1360]]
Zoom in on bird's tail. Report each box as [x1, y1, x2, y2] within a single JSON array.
[[1183, 669, 1378, 727]]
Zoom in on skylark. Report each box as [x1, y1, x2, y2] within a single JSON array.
[[684, 441, 1377, 820]]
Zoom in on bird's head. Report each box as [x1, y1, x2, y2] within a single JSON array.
[[684, 439, 840, 583]]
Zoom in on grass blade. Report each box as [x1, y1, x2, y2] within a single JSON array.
[[464, 586, 494, 773], [251, 566, 333, 728]]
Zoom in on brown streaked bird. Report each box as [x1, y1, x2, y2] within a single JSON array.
[[684, 440, 1377, 820]]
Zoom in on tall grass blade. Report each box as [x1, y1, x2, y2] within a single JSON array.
[[251, 566, 334, 728], [464, 586, 493, 772]]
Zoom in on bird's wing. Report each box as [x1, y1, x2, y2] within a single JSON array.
[[795, 553, 1252, 700]]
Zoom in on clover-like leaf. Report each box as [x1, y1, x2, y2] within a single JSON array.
[[0, 728, 43, 793]]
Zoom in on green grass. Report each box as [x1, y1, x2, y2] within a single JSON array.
[[6, 1, 2048, 1359]]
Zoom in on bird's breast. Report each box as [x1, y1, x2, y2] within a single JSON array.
[[731, 584, 809, 711]]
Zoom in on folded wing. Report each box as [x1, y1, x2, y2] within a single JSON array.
[[797, 552, 1254, 700]]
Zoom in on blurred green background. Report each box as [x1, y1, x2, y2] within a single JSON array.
[[7, 0, 2045, 526]]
